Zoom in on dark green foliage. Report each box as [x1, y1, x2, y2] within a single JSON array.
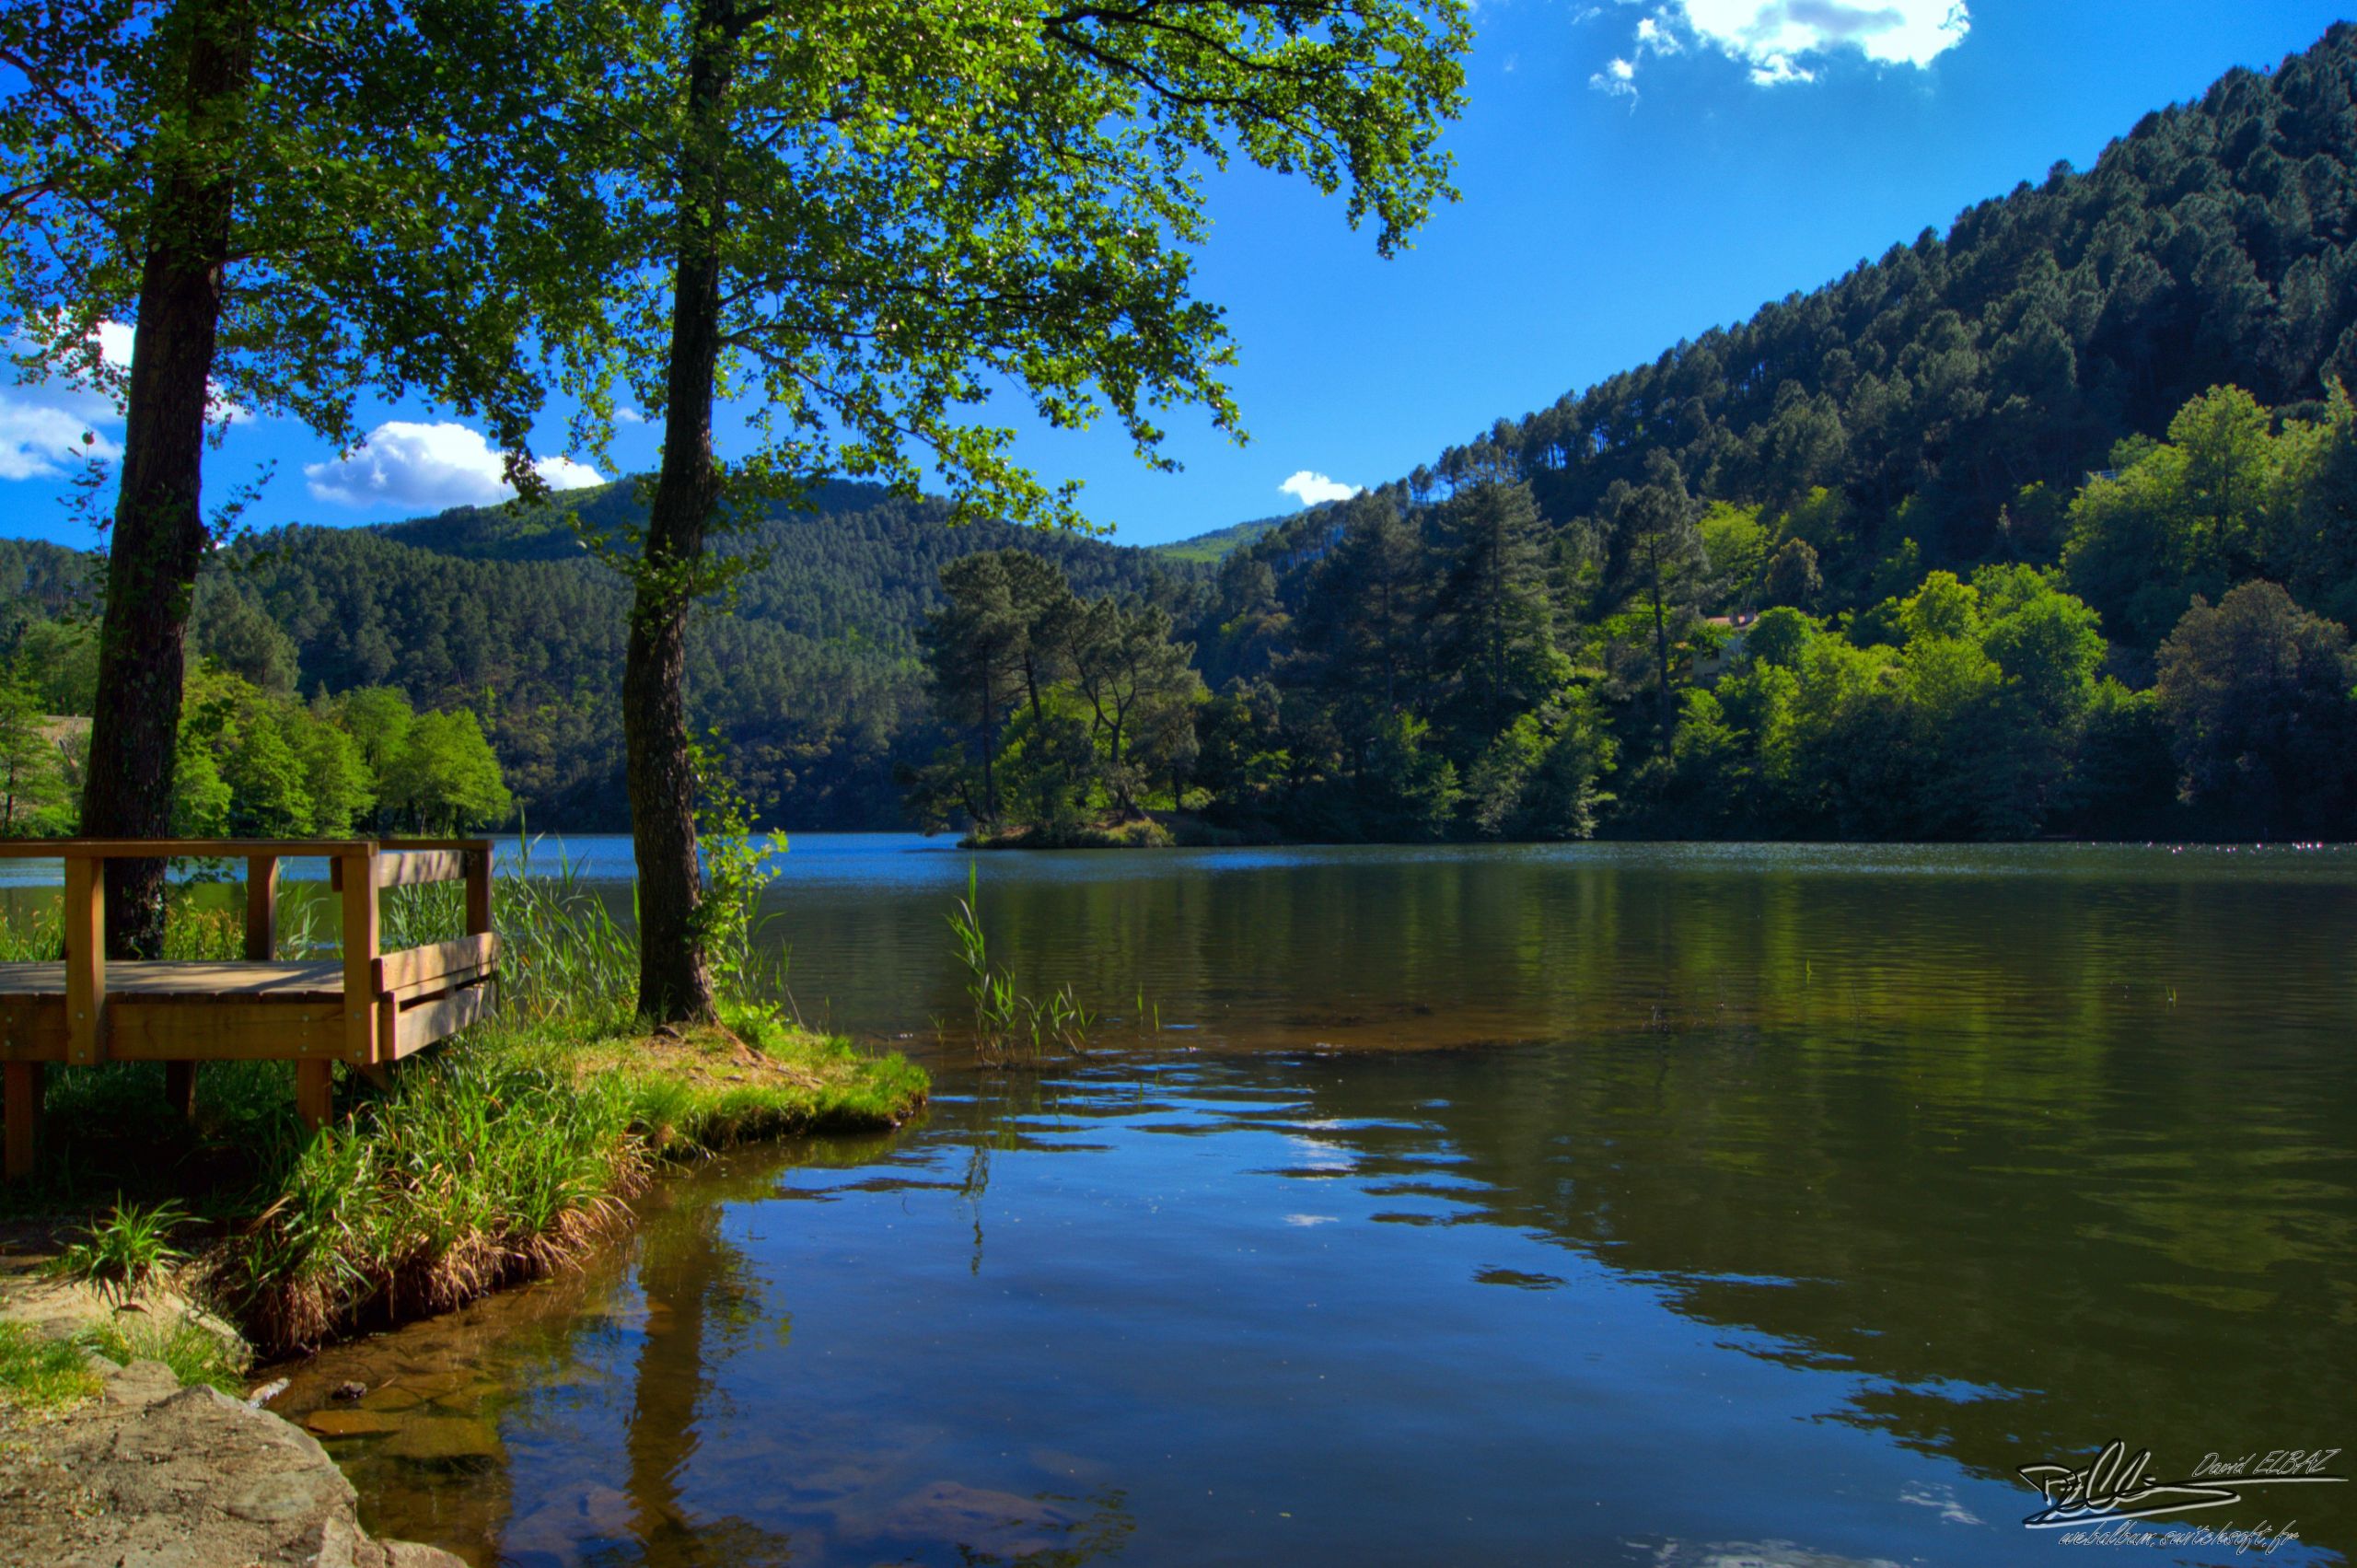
[[2154, 581, 2357, 833], [913, 551, 1206, 835]]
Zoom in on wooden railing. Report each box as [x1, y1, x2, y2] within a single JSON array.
[[0, 838, 498, 1176]]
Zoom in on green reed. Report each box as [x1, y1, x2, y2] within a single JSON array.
[[946, 862, 1095, 1065]]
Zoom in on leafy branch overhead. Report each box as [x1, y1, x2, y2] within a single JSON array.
[[549, 0, 1469, 531]]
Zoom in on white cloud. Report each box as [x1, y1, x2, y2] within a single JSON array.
[[0, 398, 120, 481], [1279, 470, 1360, 507], [615, 407, 645, 425], [1596, 1, 1968, 101], [304, 421, 603, 510]]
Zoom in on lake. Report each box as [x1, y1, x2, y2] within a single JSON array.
[[250, 836, 2352, 1566]]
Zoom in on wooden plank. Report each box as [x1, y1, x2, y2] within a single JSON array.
[[372, 935, 499, 997], [377, 838, 495, 854], [341, 848, 378, 1066], [377, 993, 398, 1066], [0, 960, 348, 1000], [295, 1059, 334, 1131], [0, 965, 64, 999], [4, 1062, 40, 1179], [107, 1002, 350, 1062], [0, 997, 66, 1062], [329, 851, 468, 890], [394, 983, 493, 1058], [62, 855, 102, 1066], [245, 855, 280, 961]]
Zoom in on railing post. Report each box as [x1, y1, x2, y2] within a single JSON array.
[[245, 854, 280, 961], [62, 852, 104, 1068], [321, 843, 380, 1131], [464, 843, 493, 936]]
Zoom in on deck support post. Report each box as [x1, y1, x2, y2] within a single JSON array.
[[4, 1062, 41, 1179], [294, 1058, 333, 1132], [162, 1061, 197, 1120]]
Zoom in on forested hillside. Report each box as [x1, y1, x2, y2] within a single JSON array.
[[1392, 23, 2357, 583], [0, 484, 1200, 829], [6, 26, 2355, 841], [932, 26, 2357, 844]]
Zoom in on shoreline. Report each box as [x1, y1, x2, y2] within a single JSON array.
[[0, 1008, 928, 1564]]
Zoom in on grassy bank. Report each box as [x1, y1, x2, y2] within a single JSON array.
[[1, 857, 926, 1358]]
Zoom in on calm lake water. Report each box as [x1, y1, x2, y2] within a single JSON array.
[[240, 836, 2353, 1567]]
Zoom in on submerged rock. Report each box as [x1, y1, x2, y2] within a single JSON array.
[[383, 1414, 504, 1471], [305, 1408, 407, 1440]]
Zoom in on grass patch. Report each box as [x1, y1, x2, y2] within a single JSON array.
[[0, 1321, 101, 1411], [72, 1315, 245, 1395]]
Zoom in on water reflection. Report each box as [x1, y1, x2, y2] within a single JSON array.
[[262, 844, 2354, 1568]]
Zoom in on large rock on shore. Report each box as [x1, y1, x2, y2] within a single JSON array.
[[0, 1356, 464, 1568]]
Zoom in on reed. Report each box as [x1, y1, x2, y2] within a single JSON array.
[[946, 862, 1096, 1064]]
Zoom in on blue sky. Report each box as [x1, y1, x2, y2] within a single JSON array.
[[2, 1, 2350, 550]]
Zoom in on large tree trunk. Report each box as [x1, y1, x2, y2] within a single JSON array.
[[624, 0, 734, 1023], [80, 2, 250, 959]]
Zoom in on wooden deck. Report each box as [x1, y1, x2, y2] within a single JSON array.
[[0, 838, 500, 1178]]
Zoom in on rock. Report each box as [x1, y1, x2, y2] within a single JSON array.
[[381, 1369, 475, 1400], [0, 1353, 461, 1568], [101, 1357, 182, 1408], [505, 1480, 639, 1559], [305, 1409, 406, 1439], [357, 1383, 426, 1412], [383, 1415, 503, 1471], [331, 1379, 368, 1401], [858, 1481, 1075, 1560], [382, 1543, 469, 1568]]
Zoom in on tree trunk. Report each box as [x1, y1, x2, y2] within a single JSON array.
[[80, 1, 251, 960], [623, 0, 734, 1024]]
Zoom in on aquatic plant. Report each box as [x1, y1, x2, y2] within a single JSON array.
[[946, 862, 1095, 1064]]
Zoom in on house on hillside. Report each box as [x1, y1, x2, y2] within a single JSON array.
[[1691, 612, 1757, 685]]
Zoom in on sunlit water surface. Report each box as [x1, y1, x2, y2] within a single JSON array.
[[230, 836, 2352, 1567]]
